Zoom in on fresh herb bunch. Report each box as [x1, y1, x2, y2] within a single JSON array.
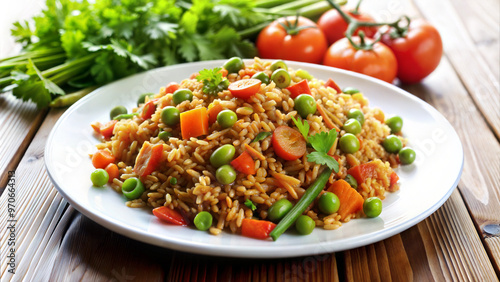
[[196, 67, 230, 96], [1, 0, 332, 108]]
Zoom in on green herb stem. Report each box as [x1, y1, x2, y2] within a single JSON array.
[[270, 167, 333, 241], [49, 86, 97, 107], [254, 0, 292, 9], [238, 21, 271, 39], [0, 47, 64, 63], [42, 54, 97, 78], [269, 0, 321, 13]]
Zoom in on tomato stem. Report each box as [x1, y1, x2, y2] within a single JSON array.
[[279, 12, 317, 36], [352, 0, 363, 15]]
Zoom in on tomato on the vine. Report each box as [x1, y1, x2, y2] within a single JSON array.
[[381, 19, 443, 84], [323, 37, 397, 83], [318, 8, 377, 45], [256, 16, 328, 64]]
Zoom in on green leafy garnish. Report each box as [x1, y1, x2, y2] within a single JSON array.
[[252, 132, 272, 143], [306, 129, 339, 172], [244, 199, 257, 211], [291, 116, 310, 140], [196, 67, 229, 96]]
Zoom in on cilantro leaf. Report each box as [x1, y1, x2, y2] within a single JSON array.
[[291, 116, 309, 140], [244, 199, 257, 211], [196, 67, 228, 96], [307, 152, 339, 172], [252, 132, 272, 143], [307, 129, 337, 154], [144, 18, 177, 40]]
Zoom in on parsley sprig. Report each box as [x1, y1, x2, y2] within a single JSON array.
[[196, 67, 230, 96]]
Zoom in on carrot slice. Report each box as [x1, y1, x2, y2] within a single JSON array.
[[316, 102, 340, 131], [105, 163, 119, 183], [230, 151, 256, 175], [241, 218, 276, 240], [207, 103, 224, 125], [180, 107, 209, 139], [92, 149, 115, 169], [133, 142, 163, 177], [327, 179, 364, 220]]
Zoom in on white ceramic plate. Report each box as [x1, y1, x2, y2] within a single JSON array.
[[45, 60, 463, 258]]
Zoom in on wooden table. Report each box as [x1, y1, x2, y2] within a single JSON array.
[[1, 0, 499, 280]]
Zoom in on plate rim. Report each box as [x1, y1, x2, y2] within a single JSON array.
[[44, 59, 464, 258]]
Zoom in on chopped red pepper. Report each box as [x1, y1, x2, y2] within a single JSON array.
[[141, 100, 157, 120], [100, 120, 118, 139], [241, 218, 276, 240], [389, 171, 399, 190], [286, 79, 311, 99], [165, 82, 180, 94], [153, 206, 188, 226], [346, 162, 379, 184], [230, 151, 256, 175], [324, 78, 342, 94]]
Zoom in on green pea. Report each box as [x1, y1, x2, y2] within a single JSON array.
[[91, 169, 109, 187], [223, 57, 244, 73], [210, 144, 236, 168], [347, 109, 365, 125], [363, 197, 382, 218], [110, 106, 127, 120], [339, 133, 360, 154], [318, 192, 340, 214], [343, 118, 362, 135], [294, 94, 317, 119], [385, 116, 403, 134], [113, 113, 138, 120], [382, 135, 403, 153], [172, 89, 193, 105], [216, 165, 237, 185], [295, 215, 315, 235], [137, 93, 154, 106], [158, 131, 172, 141], [121, 177, 145, 200], [268, 198, 293, 222], [270, 60, 288, 72], [295, 69, 313, 80], [345, 174, 358, 189], [161, 106, 180, 126], [342, 87, 360, 95], [252, 71, 270, 85], [194, 211, 213, 231], [399, 147, 416, 165], [217, 110, 237, 129], [170, 177, 178, 185], [271, 69, 291, 88]]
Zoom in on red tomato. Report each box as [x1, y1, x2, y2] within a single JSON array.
[[286, 79, 311, 99], [323, 37, 397, 83], [165, 82, 180, 94], [230, 151, 256, 175], [324, 78, 342, 93], [381, 19, 443, 84], [318, 8, 377, 45], [153, 206, 188, 226], [271, 126, 307, 161], [256, 16, 328, 64], [241, 218, 276, 240], [141, 100, 156, 120], [228, 79, 262, 99], [133, 142, 163, 177]]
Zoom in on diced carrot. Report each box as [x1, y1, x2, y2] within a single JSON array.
[[325, 78, 342, 94], [219, 68, 229, 78], [346, 162, 379, 184], [91, 121, 102, 134], [244, 143, 266, 161], [389, 171, 399, 191], [180, 107, 209, 140], [286, 79, 311, 99], [241, 218, 276, 240], [153, 206, 188, 226], [327, 179, 364, 220], [207, 103, 224, 125], [105, 163, 119, 183], [100, 120, 118, 139], [133, 142, 163, 177], [230, 151, 256, 175], [92, 149, 115, 169], [316, 102, 340, 131]]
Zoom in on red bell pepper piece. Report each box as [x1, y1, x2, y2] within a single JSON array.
[[241, 218, 276, 239], [230, 151, 256, 175], [286, 79, 311, 99], [324, 78, 342, 94], [153, 206, 188, 226]]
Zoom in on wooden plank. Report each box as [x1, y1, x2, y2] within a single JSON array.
[[413, 0, 500, 139], [0, 93, 47, 191]]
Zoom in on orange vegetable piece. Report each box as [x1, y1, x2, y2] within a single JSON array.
[[244, 143, 266, 161], [91, 121, 102, 134], [133, 142, 163, 177], [92, 149, 115, 169], [327, 179, 364, 220], [346, 162, 379, 184], [180, 107, 209, 140], [389, 171, 399, 191], [219, 68, 229, 77], [230, 151, 256, 175], [286, 79, 311, 99], [207, 103, 224, 125], [165, 82, 180, 94], [241, 218, 276, 240], [153, 206, 188, 226], [316, 102, 340, 131], [325, 78, 342, 93], [105, 163, 119, 183], [100, 120, 118, 139]]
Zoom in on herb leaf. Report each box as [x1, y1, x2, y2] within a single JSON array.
[[307, 129, 337, 154], [307, 152, 339, 172], [244, 199, 257, 211], [252, 132, 272, 143], [291, 116, 309, 140], [196, 67, 228, 96]]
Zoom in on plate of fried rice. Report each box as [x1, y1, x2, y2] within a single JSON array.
[[45, 58, 463, 258]]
